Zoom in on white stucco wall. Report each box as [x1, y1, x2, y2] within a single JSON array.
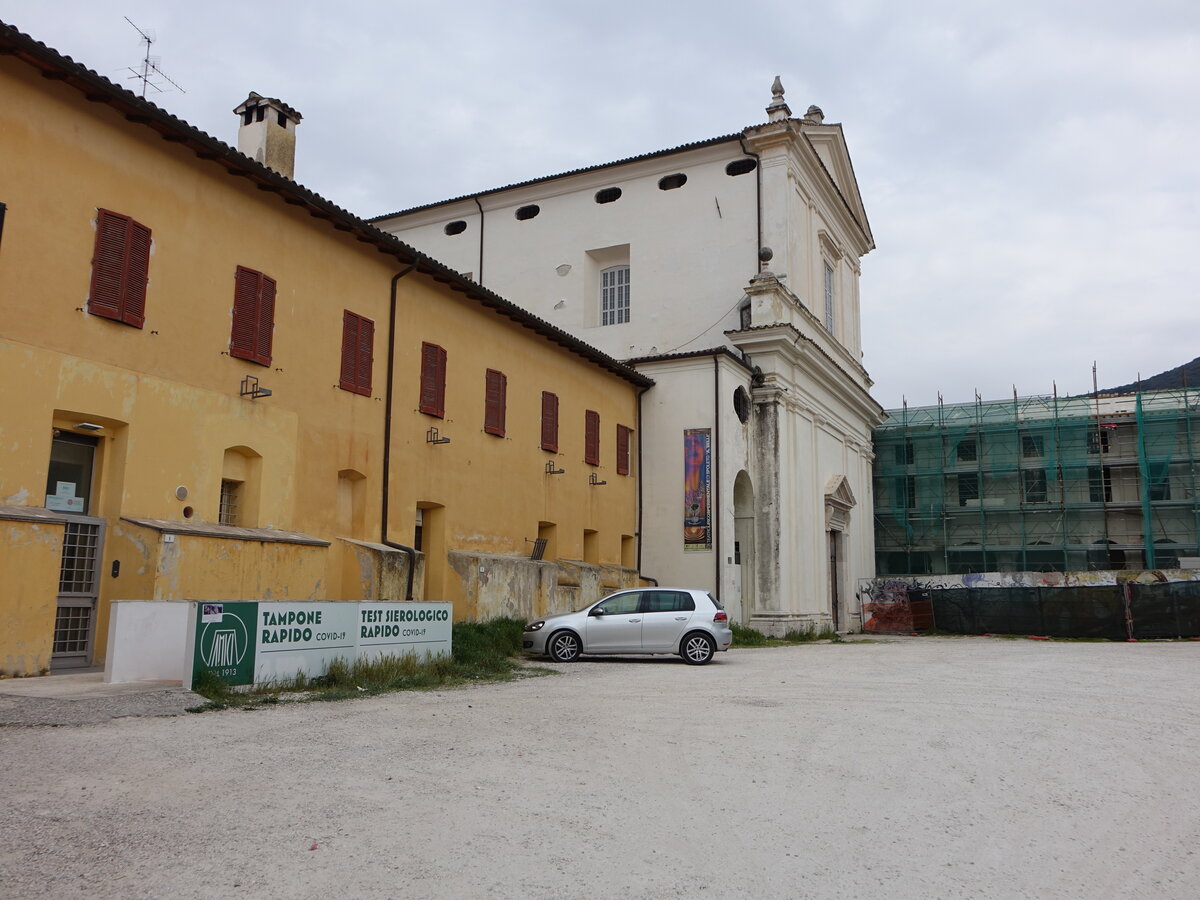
[[380, 142, 760, 361], [633, 355, 754, 622]]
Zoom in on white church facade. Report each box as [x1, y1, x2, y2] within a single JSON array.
[[374, 80, 884, 633]]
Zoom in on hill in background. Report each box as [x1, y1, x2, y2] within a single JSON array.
[[1104, 356, 1200, 394]]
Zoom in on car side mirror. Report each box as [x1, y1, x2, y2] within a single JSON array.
[[590, 607, 606, 617]]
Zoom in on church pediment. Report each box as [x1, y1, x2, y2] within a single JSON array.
[[824, 475, 856, 511]]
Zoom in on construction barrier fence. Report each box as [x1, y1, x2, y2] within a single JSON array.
[[860, 572, 1200, 639]]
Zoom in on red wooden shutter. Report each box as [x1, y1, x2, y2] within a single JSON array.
[[339, 311, 373, 396], [585, 410, 600, 466], [420, 342, 446, 417], [231, 267, 260, 362], [339, 311, 358, 390], [617, 425, 631, 475], [356, 316, 374, 395], [88, 211, 127, 321], [541, 391, 559, 452], [484, 369, 506, 436], [230, 267, 274, 366], [89, 209, 150, 327], [254, 274, 275, 366], [122, 220, 151, 327]]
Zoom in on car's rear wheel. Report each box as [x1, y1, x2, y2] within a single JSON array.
[[680, 632, 715, 665], [547, 631, 581, 662]]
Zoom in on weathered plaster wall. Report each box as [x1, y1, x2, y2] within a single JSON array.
[[0, 520, 62, 676]]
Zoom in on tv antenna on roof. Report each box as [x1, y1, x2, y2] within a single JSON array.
[[124, 17, 186, 99]]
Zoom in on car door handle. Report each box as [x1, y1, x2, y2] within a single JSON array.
[[628, 618, 641, 623], [675, 616, 687, 621]]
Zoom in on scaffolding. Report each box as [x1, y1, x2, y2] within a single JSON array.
[[873, 386, 1200, 576]]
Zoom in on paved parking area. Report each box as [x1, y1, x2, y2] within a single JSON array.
[[2, 636, 1197, 898]]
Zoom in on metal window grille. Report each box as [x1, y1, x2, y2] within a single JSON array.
[[58, 521, 100, 594], [601, 266, 630, 326], [219, 480, 240, 526], [52, 607, 91, 657], [53, 604, 92, 654]]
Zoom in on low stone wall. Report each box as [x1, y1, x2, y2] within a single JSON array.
[[448, 551, 641, 621]]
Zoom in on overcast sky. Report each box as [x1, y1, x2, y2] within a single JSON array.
[[4, 1, 1197, 409]]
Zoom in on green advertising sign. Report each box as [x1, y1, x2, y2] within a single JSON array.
[[192, 602, 258, 686], [187, 600, 452, 689]]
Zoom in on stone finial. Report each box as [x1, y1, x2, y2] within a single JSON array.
[[804, 104, 825, 125], [766, 75, 791, 122]]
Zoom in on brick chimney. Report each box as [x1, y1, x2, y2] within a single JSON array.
[[233, 92, 302, 179]]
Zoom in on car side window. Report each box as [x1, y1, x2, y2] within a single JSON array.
[[644, 591, 695, 613], [599, 592, 641, 615]]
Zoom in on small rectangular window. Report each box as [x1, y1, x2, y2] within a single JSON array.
[[1022, 468, 1048, 503], [616, 425, 632, 476], [1089, 466, 1112, 503], [219, 480, 241, 526], [957, 473, 979, 506], [585, 410, 600, 466], [1021, 433, 1044, 458], [0, 201, 7, 250], [339, 311, 374, 396], [956, 439, 977, 462], [601, 265, 630, 326], [230, 266, 276, 366], [1087, 429, 1110, 455], [419, 342, 447, 417], [541, 391, 559, 452], [1149, 464, 1171, 501], [894, 440, 914, 466], [89, 209, 151, 328], [484, 369, 507, 437]]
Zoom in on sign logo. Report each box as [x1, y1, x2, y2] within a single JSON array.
[[191, 602, 258, 687]]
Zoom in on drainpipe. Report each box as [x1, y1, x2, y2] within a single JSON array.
[[738, 137, 763, 275], [473, 196, 485, 284], [713, 354, 722, 602], [635, 380, 652, 576], [382, 265, 418, 599]]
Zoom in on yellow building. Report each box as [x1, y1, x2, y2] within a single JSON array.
[[0, 22, 649, 676]]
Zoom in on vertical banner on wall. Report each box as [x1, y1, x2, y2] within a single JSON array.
[[684, 428, 712, 551]]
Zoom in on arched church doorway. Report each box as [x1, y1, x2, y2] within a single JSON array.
[[733, 470, 755, 624]]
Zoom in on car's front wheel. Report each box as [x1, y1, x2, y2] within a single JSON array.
[[680, 632, 715, 665], [547, 630, 582, 662]]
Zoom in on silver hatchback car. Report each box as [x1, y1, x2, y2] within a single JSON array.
[[523, 588, 733, 665]]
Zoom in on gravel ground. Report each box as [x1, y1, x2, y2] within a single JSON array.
[[1, 636, 1198, 899]]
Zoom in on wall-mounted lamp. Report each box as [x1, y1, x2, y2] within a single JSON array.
[[74, 422, 104, 432], [589, 473, 607, 486], [545, 461, 565, 475], [426, 427, 451, 445], [240, 375, 272, 399]]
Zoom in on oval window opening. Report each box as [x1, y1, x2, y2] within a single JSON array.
[[515, 205, 541, 221], [444, 220, 467, 235], [595, 187, 622, 204], [733, 386, 751, 424], [725, 158, 758, 176], [658, 173, 687, 191]]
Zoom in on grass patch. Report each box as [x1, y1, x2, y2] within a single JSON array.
[[187, 617, 535, 712], [731, 623, 771, 647], [732, 623, 845, 648]]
